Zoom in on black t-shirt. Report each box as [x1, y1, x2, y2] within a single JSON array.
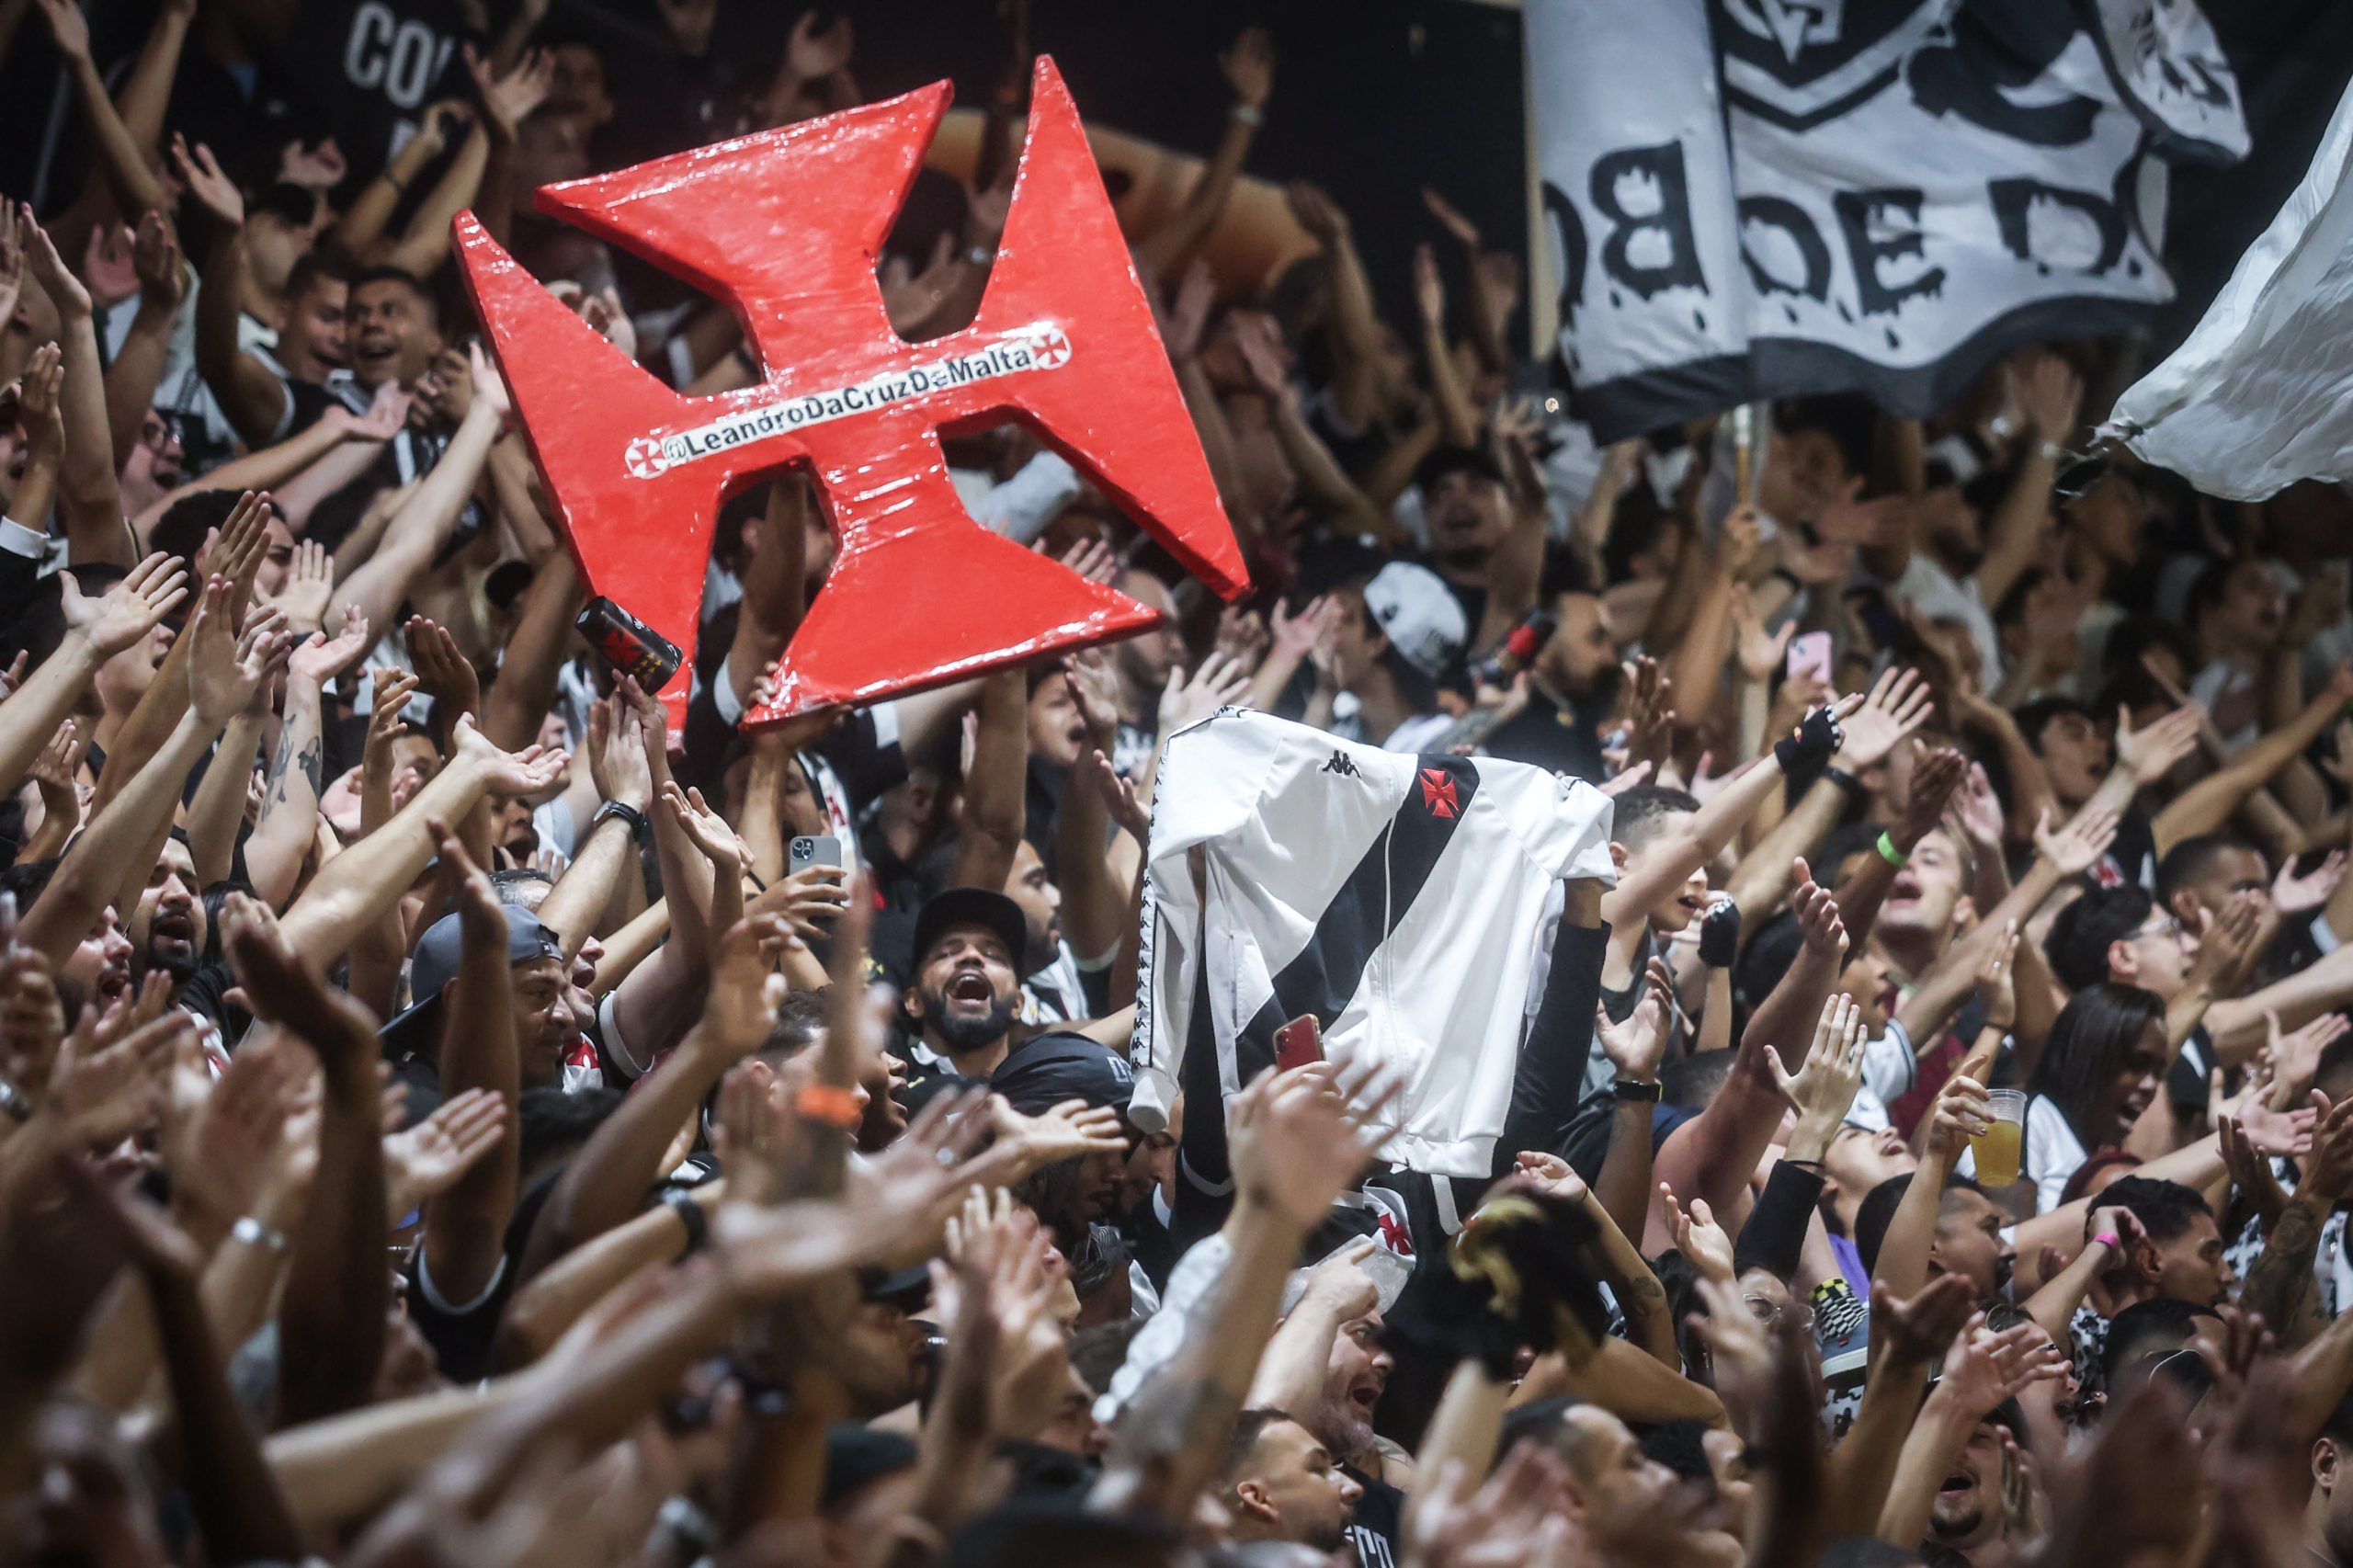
[[268, 0, 483, 180], [401, 1165, 560, 1382], [1341, 1465, 1405, 1568], [1483, 688, 1608, 783]]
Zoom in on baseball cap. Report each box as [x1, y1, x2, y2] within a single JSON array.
[[1414, 443, 1508, 494], [380, 906, 565, 1055], [1362, 561, 1468, 679], [910, 888, 1027, 972], [990, 1030, 1134, 1113]]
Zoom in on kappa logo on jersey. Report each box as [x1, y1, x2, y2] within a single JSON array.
[[1417, 767, 1461, 819], [1321, 750, 1360, 778]]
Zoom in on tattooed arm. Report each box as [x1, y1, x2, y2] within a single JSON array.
[[2240, 1098, 2353, 1349], [247, 616, 366, 910]]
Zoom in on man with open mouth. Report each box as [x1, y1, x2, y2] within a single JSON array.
[[897, 886, 1029, 1082]]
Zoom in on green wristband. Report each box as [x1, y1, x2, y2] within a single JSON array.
[[1875, 830, 1910, 868]]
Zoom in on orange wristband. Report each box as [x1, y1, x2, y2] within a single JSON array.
[[794, 1083, 864, 1129]]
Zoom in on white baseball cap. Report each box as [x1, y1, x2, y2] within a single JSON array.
[[1361, 561, 1468, 679]]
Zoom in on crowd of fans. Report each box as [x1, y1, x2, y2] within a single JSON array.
[[5, 3, 2353, 1567]]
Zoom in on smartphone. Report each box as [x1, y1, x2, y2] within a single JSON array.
[[790, 835, 843, 870], [1786, 630, 1835, 686], [1274, 1013, 1324, 1072]]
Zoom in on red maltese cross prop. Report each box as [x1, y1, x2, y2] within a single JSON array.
[[453, 57, 1248, 726]]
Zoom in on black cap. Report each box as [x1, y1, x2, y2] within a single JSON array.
[[910, 887, 1027, 972], [990, 1030, 1134, 1114], [380, 906, 565, 1056], [820, 1423, 918, 1511], [1415, 443, 1508, 494]]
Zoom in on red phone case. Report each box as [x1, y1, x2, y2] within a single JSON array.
[[1274, 1014, 1324, 1071]]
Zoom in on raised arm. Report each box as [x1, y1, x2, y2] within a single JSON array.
[[247, 611, 371, 908], [1131, 28, 1270, 279], [1971, 355, 2076, 610], [949, 667, 1027, 893], [276, 717, 564, 966], [417, 829, 520, 1307], [32, 0, 168, 221], [0, 552, 182, 801], [2154, 666, 2353, 854], [19, 576, 283, 970], [225, 898, 392, 1426], [325, 350, 509, 633], [21, 210, 132, 566]]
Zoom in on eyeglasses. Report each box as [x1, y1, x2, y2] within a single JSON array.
[[1744, 1296, 1816, 1334], [2127, 914, 2182, 943]]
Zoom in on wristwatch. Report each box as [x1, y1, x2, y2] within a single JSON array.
[[231, 1216, 287, 1254], [593, 799, 653, 850], [1614, 1079, 1663, 1104]]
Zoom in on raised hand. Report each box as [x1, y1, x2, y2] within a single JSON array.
[[383, 1086, 506, 1220], [1898, 745, 1969, 847], [467, 43, 554, 140], [2019, 350, 2085, 445], [403, 614, 481, 727], [1620, 655, 1677, 773], [1836, 665, 1934, 768], [1412, 243, 1446, 328], [661, 779, 746, 870], [2186, 892, 2263, 996], [1923, 1073, 1992, 1169], [1510, 1149, 1590, 1206], [468, 341, 511, 421], [721, 1089, 995, 1290], [131, 210, 184, 313], [168, 135, 243, 230], [1932, 1312, 2067, 1416], [1283, 181, 1348, 244], [2274, 850, 2347, 916], [452, 714, 566, 797], [33, 0, 88, 63], [187, 578, 291, 726], [699, 914, 790, 1059], [1090, 749, 1150, 842], [2031, 802, 2122, 877], [1728, 585, 1793, 684], [60, 551, 188, 658], [1596, 956, 1673, 1085], [1789, 858, 1849, 960], [786, 7, 854, 79], [289, 604, 369, 687], [1158, 650, 1250, 733], [278, 137, 347, 192], [1945, 760, 2006, 854], [18, 204, 88, 320], [1660, 1184, 1734, 1282], [2115, 703, 2203, 785], [1868, 1271, 1975, 1370], [1219, 23, 1275, 108], [1768, 992, 1867, 1158], [977, 1094, 1128, 1186], [267, 539, 335, 638], [1229, 1059, 1404, 1230], [1267, 594, 1337, 664], [2238, 1094, 2318, 1160]]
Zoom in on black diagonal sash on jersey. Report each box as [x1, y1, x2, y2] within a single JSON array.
[[1232, 754, 1483, 1080], [1171, 754, 1483, 1255]]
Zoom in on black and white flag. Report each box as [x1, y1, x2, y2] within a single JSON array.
[[1529, 0, 2246, 440]]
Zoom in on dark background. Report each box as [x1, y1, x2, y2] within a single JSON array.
[[1, 0, 2346, 368]]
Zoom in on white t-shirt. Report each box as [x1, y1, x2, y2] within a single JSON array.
[[2025, 1093, 2090, 1214]]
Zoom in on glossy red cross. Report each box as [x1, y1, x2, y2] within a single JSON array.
[[1418, 767, 1460, 819], [453, 58, 1247, 726]]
